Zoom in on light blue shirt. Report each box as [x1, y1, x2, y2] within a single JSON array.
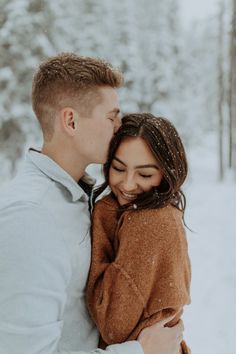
[[0, 150, 143, 354]]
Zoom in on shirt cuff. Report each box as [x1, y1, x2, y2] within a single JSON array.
[[106, 340, 144, 354]]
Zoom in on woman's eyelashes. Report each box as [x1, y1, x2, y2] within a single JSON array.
[[140, 174, 152, 178], [111, 165, 152, 178], [112, 165, 124, 172]]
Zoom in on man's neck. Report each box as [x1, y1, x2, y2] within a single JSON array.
[[41, 144, 86, 182]]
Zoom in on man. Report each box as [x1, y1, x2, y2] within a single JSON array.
[[0, 53, 183, 354]]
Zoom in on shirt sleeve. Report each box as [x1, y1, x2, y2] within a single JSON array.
[[75, 341, 144, 354], [0, 202, 143, 354], [86, 206, 191, 345]]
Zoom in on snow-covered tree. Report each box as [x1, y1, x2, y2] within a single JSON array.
[[0, 0, 56, 130], [0, 0, 230, 181]]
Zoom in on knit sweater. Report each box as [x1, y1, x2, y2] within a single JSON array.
[[86, 194, 191, 353]]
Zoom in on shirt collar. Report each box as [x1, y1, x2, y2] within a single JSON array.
[[27, 149, 93, 202]]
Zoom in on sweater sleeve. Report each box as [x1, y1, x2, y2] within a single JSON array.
[[0, 202, 143, 354], [86, 205, 191, 345]]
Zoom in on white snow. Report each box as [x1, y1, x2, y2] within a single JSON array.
[[183, 135, 236, 354]]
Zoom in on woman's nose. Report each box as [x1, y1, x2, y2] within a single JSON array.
[[122, 175, 137, 191]]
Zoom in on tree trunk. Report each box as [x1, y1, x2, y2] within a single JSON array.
[[229, 0, 236, 173], [218, 0, 225, 180]]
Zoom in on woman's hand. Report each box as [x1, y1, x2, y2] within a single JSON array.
[[138, 316, 184, 354]]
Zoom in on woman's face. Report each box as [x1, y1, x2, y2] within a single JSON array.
[[109, 137, 163, 205]]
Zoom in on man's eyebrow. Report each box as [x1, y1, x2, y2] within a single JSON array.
[[113, 157, 159, 169]]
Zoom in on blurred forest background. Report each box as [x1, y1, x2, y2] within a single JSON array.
[[0, 0, 235, 181]]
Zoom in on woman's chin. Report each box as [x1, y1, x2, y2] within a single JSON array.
[[117, 194, 136, 206]]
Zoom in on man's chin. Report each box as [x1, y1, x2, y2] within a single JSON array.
[[94, 157, 107, 165]]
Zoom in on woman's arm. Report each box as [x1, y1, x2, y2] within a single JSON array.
[[86, 204, 191, 345]]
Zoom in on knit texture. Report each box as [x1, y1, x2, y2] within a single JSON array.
[[86, 194, 191, 353]]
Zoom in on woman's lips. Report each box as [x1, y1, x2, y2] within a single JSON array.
[[119, 190, 138, 201]]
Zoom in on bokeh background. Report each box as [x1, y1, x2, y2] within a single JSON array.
[[0, 0, 235, 353]]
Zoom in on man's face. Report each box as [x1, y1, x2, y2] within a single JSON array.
[[76, 86, 121, 165]]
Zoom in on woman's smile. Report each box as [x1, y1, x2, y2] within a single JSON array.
[[118, 190, 138, 202]]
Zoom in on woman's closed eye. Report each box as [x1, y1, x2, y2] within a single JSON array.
[[112, 164, 154, 177], [139, 174, 152, 178], [112, 165, 125, 172]]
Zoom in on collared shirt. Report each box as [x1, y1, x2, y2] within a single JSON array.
[[0, 150, 143, 354]]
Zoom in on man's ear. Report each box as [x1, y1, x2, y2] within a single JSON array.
[[59, 107, 79, 136]]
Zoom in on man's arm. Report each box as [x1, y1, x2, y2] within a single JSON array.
[[0, 203, 144, 354]]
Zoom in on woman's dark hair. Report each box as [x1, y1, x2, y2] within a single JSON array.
[[93, 113, 188, 216]]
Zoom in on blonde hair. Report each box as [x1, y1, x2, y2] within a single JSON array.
[[32, 53, 124, 140]]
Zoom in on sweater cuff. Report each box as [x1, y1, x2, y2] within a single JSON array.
[[106, 340, 144, 354]]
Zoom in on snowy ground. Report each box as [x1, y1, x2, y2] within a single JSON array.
[[183, 137, 236, 354]]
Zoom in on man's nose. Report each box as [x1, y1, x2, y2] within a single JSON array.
[[114, 115, 122, 133]]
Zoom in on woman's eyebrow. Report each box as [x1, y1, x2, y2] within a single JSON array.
[[135, 164, 159, 169], [113, 157, 159, 169], [114, 156, 126, 166]]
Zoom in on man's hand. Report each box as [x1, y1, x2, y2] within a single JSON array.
[[138, 316, 184, 354]]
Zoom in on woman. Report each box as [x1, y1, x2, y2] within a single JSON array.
[[86, 113, 191, 353]]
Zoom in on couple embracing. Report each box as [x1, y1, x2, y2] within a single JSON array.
[[0, 53, 191, 354]]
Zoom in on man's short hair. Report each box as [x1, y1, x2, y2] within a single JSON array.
[[32, 53, 124, 140]]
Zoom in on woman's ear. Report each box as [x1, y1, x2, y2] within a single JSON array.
[[59, 107, 79, 136]]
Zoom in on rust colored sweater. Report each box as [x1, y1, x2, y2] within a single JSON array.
[[86, 194, 191, 353]]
